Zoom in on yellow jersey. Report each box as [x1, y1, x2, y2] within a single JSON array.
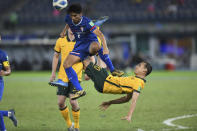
[[54, 37, 83, 82], [103, 75, 146, 94]]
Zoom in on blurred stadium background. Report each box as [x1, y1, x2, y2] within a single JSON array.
[[0, 0, 197, 71]]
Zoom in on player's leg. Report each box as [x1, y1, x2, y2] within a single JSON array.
[[69, 95, 80, 131], [84, 61, 109, 93], [57, 85, 73, 130], [0, 112, 6, 131], [89, 42, 114, 72], [0, 80, 4, 102], [49, 54, 83, 92], [84, 56, 96, 81], [98, 48, 124, 76], [89, 42, 124, 76], [8, 109, 17, 127], [63, 54, 83, 91], [0, 110, 17, 129], [94, 16, 109, 27]]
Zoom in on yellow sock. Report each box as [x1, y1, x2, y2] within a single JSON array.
[[72, 110, 80, 129], [60, 107, 72, 128]]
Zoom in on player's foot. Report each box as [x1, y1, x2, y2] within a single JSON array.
[[71, 90, 86, 100], [94, 16, 109, 26], [49, 80, 68, 88], [111, 69, 124, 77], [68, 122, 74, 131], [74, 128, 80, 131], [8, 109, 17, 127]]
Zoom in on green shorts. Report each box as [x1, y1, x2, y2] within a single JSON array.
[[85, 62, 109, 93], [57, 82, 77, 97]]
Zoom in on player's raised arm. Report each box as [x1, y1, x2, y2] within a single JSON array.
[[93, 28, 109, 55], [121, 91, 140, 122], [60, 24, 69, 38], [99, 93, 133, 110]]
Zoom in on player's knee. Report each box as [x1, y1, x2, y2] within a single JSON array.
[[71, 104, 80, 112], [91, 46, 100, 54], [90, 43, 100, 55], [58, 102, 65, 109], [70, 100, 79, 110]]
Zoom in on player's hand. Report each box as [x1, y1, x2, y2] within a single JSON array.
[[0, 70, 4, 76], [99, 102, 111, 111], [103, 48, 109, 55], [60, 31, 66, 38], [50, 73, 56, 82], [121, 116, 131, 122]]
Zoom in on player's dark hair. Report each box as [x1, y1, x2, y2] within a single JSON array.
[[144, 61, 152, 76], [67, 3, 82, 14]]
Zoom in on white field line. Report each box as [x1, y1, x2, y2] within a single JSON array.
[[137, 129, 145, 131], [163, 114, 197, 129]]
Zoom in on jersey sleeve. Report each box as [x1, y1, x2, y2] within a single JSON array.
[[134, 82, 144, 93], [54, 38, 61, 53], [85, 18, 96, 32], [2, 51, 10, 67], [133, 86, 142, 93]]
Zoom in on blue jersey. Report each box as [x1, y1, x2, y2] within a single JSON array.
[[65, 15, 98, 42], [0, 49, 9, 101], [0, 50, 9, 80]]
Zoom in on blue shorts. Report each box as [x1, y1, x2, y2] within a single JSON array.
[[70, 40, 98, 61], [0, 80, 4, 101]]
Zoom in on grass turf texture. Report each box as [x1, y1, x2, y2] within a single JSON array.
[[1, 71, 197, 131]]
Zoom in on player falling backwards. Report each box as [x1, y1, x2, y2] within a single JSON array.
[[83, 59, 152, 122], [50, 3, 124, 100]]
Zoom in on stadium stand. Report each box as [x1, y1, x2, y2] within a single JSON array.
[[7, 0, 196, 25], [0, 0, 197, 70]]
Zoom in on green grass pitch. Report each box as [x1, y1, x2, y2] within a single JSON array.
[[1, 71, 197, 131]]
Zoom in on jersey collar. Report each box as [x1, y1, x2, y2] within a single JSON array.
[[135, 76, 146, 83]]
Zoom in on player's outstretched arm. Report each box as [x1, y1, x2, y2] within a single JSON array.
[[50, 52, 60, 82], [60, 24, 69, 38], [99, 93, 133, 110], [121, 91, 140, 122], [93, 28, 109, 55]]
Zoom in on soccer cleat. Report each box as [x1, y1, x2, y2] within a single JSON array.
[[111, 69, 124, 77], [74, 128, 80, 131], [70, 90, 86, 100], [8, 109, 17, 127], [48, 80, 68, 88], [68, 122, 74, 131], [94, 16, 109, 27]]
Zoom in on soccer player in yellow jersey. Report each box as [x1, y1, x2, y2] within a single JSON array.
[[49, 28, 82, 131], [83, 60, 152, 122]]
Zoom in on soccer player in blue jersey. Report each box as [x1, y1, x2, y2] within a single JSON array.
[[0, 36, 17, 131], [53, 4, 124, 100]]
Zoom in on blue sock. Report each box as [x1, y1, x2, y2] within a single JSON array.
[[65, 67, 83, 91], [98, 48, 115, 72], [0, 111, 8, 117], [0, 112, 6, 131]]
